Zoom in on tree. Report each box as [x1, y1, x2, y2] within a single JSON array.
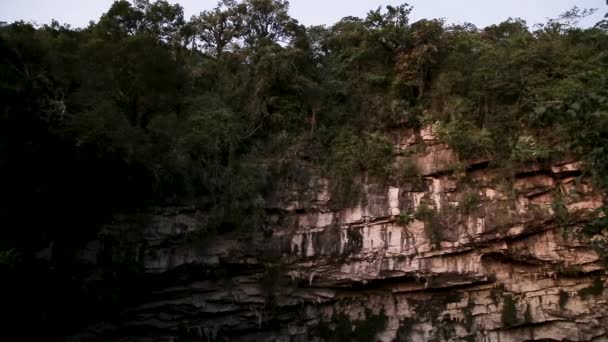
[[97, 0, 145, 37], [240, 0, 295, 47], [140, 0, 185, 43], [365, 3, 413, 51], [395, 19, 444, 99], [97, 0, 185, 43], [191, 0, 243, 56], [2, 1, 608, 339]]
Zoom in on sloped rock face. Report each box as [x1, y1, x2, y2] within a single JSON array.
[[74, 127, 608, 342]]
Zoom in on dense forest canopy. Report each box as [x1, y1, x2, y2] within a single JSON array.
[[1, 0, 608, 339]]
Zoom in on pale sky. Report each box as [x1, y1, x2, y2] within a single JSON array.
[[0, 0, 606, 29]]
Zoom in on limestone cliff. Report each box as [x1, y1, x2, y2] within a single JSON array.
[[73, 126, 608, 342]]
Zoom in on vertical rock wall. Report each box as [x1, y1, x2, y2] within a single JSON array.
[[74, 126, 608, 342]]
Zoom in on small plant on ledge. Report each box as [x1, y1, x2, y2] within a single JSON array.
[[397, 212, 415, 226]]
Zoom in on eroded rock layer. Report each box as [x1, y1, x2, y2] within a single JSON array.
[[73, 127, 608, 342]]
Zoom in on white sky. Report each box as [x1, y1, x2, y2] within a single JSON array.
[[0, 0, 606, 29]]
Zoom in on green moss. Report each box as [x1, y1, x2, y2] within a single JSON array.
[[260, 265, 286, 311], [437, 314, 457, 341], [185, 224, 217, 252], [558, 290, 569, 308], [557, 265, 582, 277], [489, 286, 502, 304], [318, 309, 388, 342], [552, 197, 570, 226], [394, 319, 415, 342], [524, 304, 532, 324], [315, 320, 334, 341], [353, 309, 388, 342], [462, 298, 475, 332], [333, 314, 354, 342], [408, 296, 450, 324], [526, 203, 549, 221], [501, 295, 518, 327], [492, 202, 514, 231], [578, 277, 604, 299], [446, 291, 463, 304]]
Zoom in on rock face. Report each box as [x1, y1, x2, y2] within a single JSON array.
[[73, 126, 608, 342]]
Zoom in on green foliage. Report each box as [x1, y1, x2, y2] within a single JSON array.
[[511, 135, 556, 163], [397, 212, 414, 226], [415, 197, 443, 247], [240, 0, 295, 47], [578, 277, 605, 299], [425, 217, 443, 248], [415, 197, 437, 221], [2, 1, 608, 339], [459, 190, 481, 215], [501, 295, 518, 327], [394, 158, 421, 185], [324, 129, 393, 207], [436, 121, 494, 160], [191, 0, 244, 56]]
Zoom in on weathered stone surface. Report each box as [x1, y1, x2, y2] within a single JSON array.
[[72, 126, 608, 342]]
